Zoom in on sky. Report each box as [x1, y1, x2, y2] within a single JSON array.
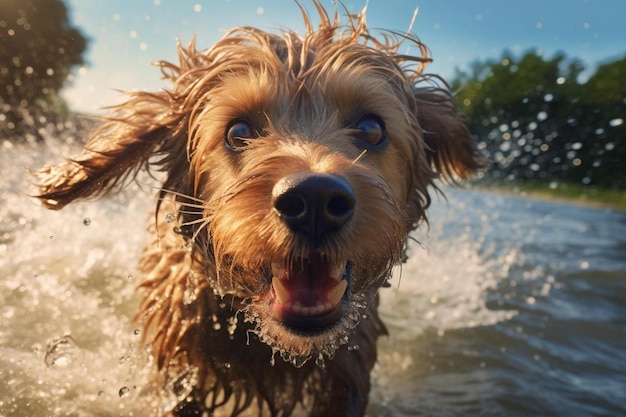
[[62, 0, 626, 114]]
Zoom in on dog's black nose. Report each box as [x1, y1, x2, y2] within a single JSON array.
[[272, 173, 355, 241]]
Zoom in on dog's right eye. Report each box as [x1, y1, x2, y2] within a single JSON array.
[[353, 115, 386, 148], [225, 120, 255, 150]]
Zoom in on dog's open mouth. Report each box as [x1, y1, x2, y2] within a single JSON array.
[[269, 253, 349, 333], [245, 255, 363, 366]]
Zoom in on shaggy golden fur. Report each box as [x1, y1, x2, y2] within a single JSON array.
[[37, 3, 483, 416]]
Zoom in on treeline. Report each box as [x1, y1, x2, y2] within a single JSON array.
[[451, 51, 626, 189], [0, 0, 87, 141]]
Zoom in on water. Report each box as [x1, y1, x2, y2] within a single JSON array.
[[1, 137, 625, 416]]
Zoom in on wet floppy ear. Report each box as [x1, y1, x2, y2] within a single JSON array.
[[36, 91, 189, 210], [414, 86, 485, 181]]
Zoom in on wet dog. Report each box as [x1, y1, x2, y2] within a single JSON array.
[[37, 3, 482, 416]]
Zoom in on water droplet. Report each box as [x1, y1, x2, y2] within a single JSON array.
[[83, 217, 91, 226], [609, 118, 623, 127], [281, 351, 308, 368], [118, 386, 131, 398], [98, 390, 105, 397], [165, 213, 175, 223], [224, 362, 231, 369], [315, 354, 326, 370], [44, 335, 77, 367], [227, 316, 238, 336], [183, 272, 198, 305], [133, 328, 141, 336], [161, 366, 199, 412]]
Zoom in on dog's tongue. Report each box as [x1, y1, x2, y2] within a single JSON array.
[[271, 254, 347, 322]]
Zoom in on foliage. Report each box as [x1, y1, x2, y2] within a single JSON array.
[[452, 51, 626, 189], [0, 0, 87, 140]]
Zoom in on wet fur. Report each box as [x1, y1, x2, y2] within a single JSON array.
[[37, 3, 483, 416]]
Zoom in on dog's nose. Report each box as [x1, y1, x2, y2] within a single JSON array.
[[272, 173, 355, 240]]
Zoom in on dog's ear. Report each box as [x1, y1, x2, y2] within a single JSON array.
[[36, 92, 189, 210], [414, 86, 485, 182]]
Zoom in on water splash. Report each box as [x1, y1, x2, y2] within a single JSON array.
[[242, 294, 367, 369], [1, 139, 157, 416]]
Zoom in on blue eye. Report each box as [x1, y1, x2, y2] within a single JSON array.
[[354, 115, 386, 147], [225, 120, 255, 150]]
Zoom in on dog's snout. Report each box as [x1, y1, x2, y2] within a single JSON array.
[[272, 173, 355, 239]]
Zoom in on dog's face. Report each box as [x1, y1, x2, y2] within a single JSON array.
[[190, 38, 419, 360], [37, 8, 482, 366]]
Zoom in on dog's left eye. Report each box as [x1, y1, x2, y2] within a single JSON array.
[[225, 120, 255, 150], [353, 115, 386, 147]]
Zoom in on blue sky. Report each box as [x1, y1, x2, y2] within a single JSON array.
[[63, 0, 625, 114]]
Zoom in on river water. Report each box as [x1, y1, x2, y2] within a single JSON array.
[[1, 136, 625, 417]]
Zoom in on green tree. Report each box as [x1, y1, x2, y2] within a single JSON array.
[[574, 56, 626, 187], [453, 50, 625, 188], [0, 0, 88, 139]]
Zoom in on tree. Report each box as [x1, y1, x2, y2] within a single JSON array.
[[574, 56, 626, 187], [452, 50, 625, 189], [0, 0, 88, 139]]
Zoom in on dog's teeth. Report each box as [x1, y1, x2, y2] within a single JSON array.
[[331, 265, 345, 280], [292, 301, 304, 314], [315, 305, 327, 315], [328, 279, 348, 306], [272, 277, 290, 305]]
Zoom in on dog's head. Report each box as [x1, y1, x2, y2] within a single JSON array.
[[37, 4, 483, 364]]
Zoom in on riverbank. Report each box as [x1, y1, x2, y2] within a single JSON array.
[[471, 181, 626, 212]]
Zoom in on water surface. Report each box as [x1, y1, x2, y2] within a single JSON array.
[[1, 139, 624, 416]]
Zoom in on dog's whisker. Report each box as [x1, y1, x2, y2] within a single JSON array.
[[155, 195, 207, 212], [351, 149, 368, 165], [154, 187, 205, 204], [190, 220, 210, 244], [407, 235, 425, 250], [181, 217, 212, 227], [178, 209, 205, 217]]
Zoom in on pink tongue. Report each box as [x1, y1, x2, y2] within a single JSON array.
[[272, 256, 346, 308]]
